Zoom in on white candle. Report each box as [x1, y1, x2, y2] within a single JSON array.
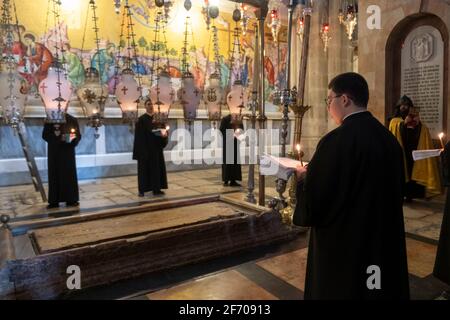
[[296, 144, 303, 166], [439, 133, 445, 149]]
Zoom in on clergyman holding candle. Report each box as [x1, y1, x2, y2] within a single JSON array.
[[293, 73, 409, 300], [42, 113, 81, 209]]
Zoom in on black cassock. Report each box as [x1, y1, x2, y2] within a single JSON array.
[[132, 113, 168, 193], [433, 141, 450, 285], [293, 112, 410, 300], [220, 114, 244, 183], [42, 114, 81, 205]]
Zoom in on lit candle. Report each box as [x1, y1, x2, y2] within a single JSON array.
[[439, 133, 445, 149], [70, 128, 76, 140], [296, 144, 303, 166], [166, 125, 170, 131]]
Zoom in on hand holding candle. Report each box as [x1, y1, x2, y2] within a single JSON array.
[[439, 132, 445, 149], [69, 128, 76, 142]]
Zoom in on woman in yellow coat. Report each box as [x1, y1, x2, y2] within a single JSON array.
[[389, 96, 442, 201]]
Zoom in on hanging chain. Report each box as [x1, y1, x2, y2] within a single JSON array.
[[150, 10, 162, 87], [51, 0, 64, 109], [112, 2, 127, 94], [90, 0, 103, 86], [181, 15, 189, 75], [212, 24, 221, 77], [124, 1, 142, 95], [229, 20, 242, 85], [2, 0, 18, 123]]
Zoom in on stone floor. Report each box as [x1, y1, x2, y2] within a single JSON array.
[[1, 167, 449, 300], [0, 167, 280, 222]]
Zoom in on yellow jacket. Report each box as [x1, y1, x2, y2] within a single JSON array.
[[389, 117, 442, 197]]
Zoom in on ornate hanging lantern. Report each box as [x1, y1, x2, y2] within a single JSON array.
[[0, 58, 28, 128], [268, 7, 281, 43], [0, 0, 28, 129], [76, 0, 108, 138], [297, 14, 304, 40], [226, 8, 246, 126], [114, 0, 121, 14], [40, 62, 73, 123], [338, 0, 358, 41], [115, 68, 140, 123], [149, 8, 174, 128], [204, 24, 223, 129], [179, 72, 201, 125], [227, 79, 247, 125], [240, 4, 250, 36], [178, 0, 201, 127], [77, 68, 108, 138], [151, 71, 174, 127], [40, 0, 72, 124], [320, 22, 331, 52], [114, 0, 142, 127]]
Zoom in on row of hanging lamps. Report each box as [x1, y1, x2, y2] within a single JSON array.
[[226, 6, 247, 126], [114, 0, 141, 130], [203, 2, 223, 130], [0, 0, 28, 130], [76, 0, 108, 139], [149, 3, 174, 129], [178, 0, 201, 129], [39, 0, 72, 124]]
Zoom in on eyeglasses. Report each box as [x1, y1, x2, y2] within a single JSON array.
[[324, 94, 343, 107]]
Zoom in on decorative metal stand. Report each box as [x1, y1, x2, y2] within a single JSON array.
[[269, 0, 313, 221]]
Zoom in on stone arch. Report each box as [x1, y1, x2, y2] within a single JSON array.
[[385, 13, 449, 133]]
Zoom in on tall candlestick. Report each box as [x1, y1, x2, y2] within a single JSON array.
[[439, 133, 445, 149]]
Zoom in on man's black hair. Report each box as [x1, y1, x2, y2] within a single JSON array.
[[328, 72, 369, 108]]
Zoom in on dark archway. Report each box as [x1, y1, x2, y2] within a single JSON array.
[[385, 13, 449, 132]]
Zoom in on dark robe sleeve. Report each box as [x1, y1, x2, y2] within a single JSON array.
[[293, 132, 346, 227], [132, 118, 144, 160], [42, 123, 59, 144]]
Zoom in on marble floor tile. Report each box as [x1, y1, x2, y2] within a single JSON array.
[[421, 213, 444, 226], [147, 270, 277, 300], [80, 183, 120, 193], [79, 189, 134, 201], [256, 248, 308, 291], [406, 238, 437, 278], [176, 179, 214, 188], [79, 199, 116, 209], [404, 218, 434, 234], [403, 206, 435, 219], [415, 225, 442, 242]]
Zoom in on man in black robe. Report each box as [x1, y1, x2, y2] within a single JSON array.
[[42, 113, 81, 209], [132, 100, 168, 197], [293, 72, 410, 300], [433, 141, 450, 298], [220, 114, 244, 187]]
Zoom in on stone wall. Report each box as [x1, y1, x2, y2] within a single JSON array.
[[358, 0, 450, 126]]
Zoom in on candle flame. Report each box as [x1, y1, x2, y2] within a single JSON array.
[[71, 129, 75, 133], [296, 144, 301, 152], [439, 133, 445, 139], [166, 126, 170, 131]]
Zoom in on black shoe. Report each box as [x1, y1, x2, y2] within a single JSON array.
[[47, 203, 59, 209], [138, 192, 145, 197], [153, 190, 165, 196], [223, 181, 229, 186], [229, 181, 241, 187], [66, 202, 79, 207]]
